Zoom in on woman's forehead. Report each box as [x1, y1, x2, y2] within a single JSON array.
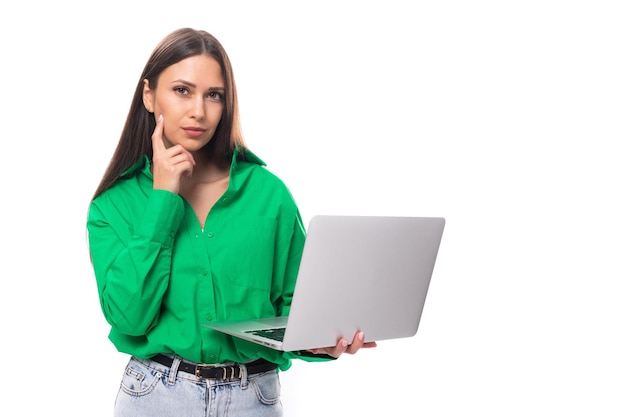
[[159, 55, 224, 87]]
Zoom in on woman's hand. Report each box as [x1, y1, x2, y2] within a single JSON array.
[[151, 114, 196, 193], [307, 332, 377, 358]]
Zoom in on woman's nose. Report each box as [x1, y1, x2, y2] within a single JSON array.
[[190, 97, 206, 120]]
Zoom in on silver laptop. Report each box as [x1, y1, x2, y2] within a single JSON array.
[[205, 215, 445, 351]]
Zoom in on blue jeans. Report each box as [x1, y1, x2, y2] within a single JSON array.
[[114, 356, 283, 417]]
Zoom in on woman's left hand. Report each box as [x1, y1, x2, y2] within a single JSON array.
[[307, 332, 377, 358]]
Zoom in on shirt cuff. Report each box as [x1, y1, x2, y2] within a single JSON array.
[[134, 189, 185, 247]]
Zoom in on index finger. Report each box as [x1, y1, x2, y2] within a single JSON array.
[[151, 114, 166, 153]]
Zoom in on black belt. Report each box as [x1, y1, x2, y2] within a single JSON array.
[[151, 354, 277, 380]]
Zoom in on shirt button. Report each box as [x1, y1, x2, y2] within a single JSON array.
[[201, 270, 208, 277], [207, 232, 214, 238], [209, 354, 217, 361], [205, 314, 213, 321]]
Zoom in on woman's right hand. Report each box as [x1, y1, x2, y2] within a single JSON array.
[[151, 114, 196, 194], [307, 331, 377, 358]]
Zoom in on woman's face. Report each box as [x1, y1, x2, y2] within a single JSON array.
[[143, 54, 225, 152]]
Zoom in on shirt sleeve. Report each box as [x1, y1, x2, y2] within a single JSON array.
[[87, 189, 184, 336]]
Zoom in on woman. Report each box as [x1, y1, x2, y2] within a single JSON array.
[[87, 28, 375, 417]]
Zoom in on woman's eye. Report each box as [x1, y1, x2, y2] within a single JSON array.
[[208, 91, 222, 101], [174, 86, 190, 95]]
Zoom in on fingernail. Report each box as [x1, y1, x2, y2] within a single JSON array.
[[341, 340, 348, 348], [158, 114, 163, 122], [358, 332, 364, 341]]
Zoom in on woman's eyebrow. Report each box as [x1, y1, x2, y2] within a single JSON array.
[[170, 79, 225, 90], [170, 79, 196, 87]]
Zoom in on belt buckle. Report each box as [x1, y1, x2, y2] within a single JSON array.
[[195, 363, 242, 379], [195, 363, 218, 379]]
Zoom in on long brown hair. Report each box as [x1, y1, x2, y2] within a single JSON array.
[[92, 28, 245, 200]]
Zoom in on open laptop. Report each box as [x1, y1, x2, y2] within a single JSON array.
[[205, 215, 445, 351]]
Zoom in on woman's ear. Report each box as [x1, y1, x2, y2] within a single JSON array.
[[142, 79, 154, 113]]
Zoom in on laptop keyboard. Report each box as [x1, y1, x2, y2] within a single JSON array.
[[245, 327, 286, 342]]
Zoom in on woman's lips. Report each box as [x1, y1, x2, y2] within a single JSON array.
[[182, 127, 207, 138]]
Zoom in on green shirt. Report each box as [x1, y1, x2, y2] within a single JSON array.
[[87, 148, 328, 370]]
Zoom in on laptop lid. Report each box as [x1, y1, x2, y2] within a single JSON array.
[[206, 215, 445, 351]]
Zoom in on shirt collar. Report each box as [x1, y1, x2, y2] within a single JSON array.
[[120, 155, 149, 178], [233, 146, 266, 167]]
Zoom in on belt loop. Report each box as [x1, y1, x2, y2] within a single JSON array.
[[239, 363, 248, 389], [167, 356, 182, 385]]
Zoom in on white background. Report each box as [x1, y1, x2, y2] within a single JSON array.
[[1, 1, 624, 415]]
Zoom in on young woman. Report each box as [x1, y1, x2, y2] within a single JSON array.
[[87, 28, 375, 417]]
